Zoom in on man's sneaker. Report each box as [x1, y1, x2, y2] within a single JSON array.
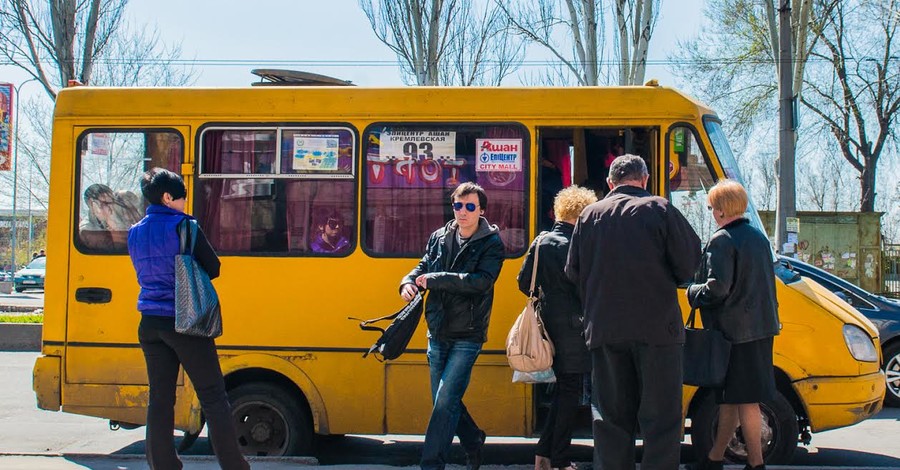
[[465, 429, 486, 470]]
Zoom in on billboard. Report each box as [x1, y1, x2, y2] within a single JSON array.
[[0, 83, 13, 171]]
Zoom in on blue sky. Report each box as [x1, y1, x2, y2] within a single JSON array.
[[123, 0, 704, 88]]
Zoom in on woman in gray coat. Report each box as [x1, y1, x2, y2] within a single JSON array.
[[518, 185, 597, 470], [687, 179, 780, 470]]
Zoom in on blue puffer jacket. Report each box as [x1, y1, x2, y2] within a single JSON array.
[[128, 205, 188, 317]]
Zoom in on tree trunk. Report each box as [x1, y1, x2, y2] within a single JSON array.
[[860, 160, 877, 212]]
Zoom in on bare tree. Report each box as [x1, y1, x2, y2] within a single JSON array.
[[497, 0, 659, 86], [0, 21, 194, 214], [439, 2, 525, 86], [497, 0, 607, 85], [801, 0, 900, 212], [671, 0, 835, 140], [0, 0, 128, 99], [360, 0, 461, 85], [614, 0, 659, 85]]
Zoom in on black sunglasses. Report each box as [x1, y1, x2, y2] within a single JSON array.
[[326, 219, 342, 229], [452, 202, 478, 212]]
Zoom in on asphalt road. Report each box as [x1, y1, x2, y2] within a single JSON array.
[[0, 290, 44, 310], [3, 351, 900, 467]]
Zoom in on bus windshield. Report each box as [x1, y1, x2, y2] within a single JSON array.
[[703, 119, 768, 236]]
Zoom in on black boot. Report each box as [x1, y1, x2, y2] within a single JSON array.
[[691, 456, 724, 470]]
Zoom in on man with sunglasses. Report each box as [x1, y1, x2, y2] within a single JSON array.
[[311, 210, 349, 254], [400, 182, 505, 470]]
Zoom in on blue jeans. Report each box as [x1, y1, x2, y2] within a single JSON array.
[[421, 338, 484, 470]]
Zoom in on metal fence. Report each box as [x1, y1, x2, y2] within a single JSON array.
[[884, 244, 900, 298]]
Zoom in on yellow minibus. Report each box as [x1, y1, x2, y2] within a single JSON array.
[[33, 84, 885, 464]]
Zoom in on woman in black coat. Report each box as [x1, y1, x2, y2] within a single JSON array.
[[517, 185, 597, 470], [687, 179, 780, 470]]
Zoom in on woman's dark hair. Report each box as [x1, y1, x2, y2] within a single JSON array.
[[141, 167, 186, 205], [83, 183, 114, 205]]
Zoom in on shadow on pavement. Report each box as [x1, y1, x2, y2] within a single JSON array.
[[108, 433, 900, 467]]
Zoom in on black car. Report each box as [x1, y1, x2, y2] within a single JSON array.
[[779, 255, 900, 407]]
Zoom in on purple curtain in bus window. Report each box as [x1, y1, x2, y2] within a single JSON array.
[[198, 131, 276, 252], [544, 139, 572, 187], [365, 126, 527, 255]]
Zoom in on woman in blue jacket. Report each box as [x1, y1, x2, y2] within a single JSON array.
[[127, 168, 249, 470]]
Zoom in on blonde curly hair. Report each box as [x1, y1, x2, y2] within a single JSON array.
[[553, 185, 598, 222]]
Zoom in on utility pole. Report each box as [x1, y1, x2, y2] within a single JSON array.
[[774, 0, 797, 256]]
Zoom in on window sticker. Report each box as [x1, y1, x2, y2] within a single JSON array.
[[475, 138, 522, 172], [293, 134, 339, 171], [378, 131, 456, 161]]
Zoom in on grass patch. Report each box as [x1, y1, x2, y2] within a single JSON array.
[[0, 313, 44, 323]]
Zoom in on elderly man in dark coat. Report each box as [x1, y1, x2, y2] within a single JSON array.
[[566, 155, 701, 470]]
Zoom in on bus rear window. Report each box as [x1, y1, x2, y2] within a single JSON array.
[[362, 123, 529, 257], [75, 130, 182, 254]]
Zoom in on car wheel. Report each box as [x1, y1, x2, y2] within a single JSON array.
[[691, 390, 799, 465], [229, 383, 313, 456], [14, 287, 25, 293], [883, 342, 900, 408]]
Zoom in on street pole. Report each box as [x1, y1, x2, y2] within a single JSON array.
[[27, 163, 33, 257], [774, 0, 797, 255], [10, 77, 40, 274]]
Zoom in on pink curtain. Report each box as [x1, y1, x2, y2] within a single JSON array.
[[544, 139, 572, 187]]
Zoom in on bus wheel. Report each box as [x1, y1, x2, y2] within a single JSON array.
[[229, 383, 313, 456], [690, 390, 799, 465]]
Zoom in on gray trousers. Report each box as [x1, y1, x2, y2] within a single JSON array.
[[591, 343, 683, 470]]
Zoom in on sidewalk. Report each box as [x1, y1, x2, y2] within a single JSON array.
[[1, 454, 899, 470]]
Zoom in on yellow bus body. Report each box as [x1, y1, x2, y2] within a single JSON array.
[[33, 85, 884, 462]]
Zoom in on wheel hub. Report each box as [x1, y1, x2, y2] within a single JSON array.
[[886, 354, 900, 399], [251, 422, 273, 443]]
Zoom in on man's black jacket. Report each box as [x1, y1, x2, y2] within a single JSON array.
[[565, 185, 701, 348], [401, 218, 505, 343]]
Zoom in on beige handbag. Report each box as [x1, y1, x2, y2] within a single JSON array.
[[506, 235, 555, 373]]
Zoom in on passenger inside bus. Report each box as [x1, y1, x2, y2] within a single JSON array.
[[310, 209, 350, 254], [78, 183, 143, 250], [537, 128, 656, 237]]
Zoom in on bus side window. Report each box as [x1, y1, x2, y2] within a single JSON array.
[[76, 130, 182, 253], [195, 127, 356, 256]]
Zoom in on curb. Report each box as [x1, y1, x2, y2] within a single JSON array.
[[0, 323, 42, 351], [0, 304, 43, 313]]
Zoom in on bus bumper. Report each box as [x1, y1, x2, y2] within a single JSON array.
[[33, 355, 61, 411], [794, 371, 885, 433]]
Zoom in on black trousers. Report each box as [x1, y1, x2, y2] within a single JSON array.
[[591, 343, 683, 470], [535, 372, 584, 468], [138, 320, 249, 470]]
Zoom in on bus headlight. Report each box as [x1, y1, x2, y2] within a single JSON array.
[[843, 324, 878, 362]]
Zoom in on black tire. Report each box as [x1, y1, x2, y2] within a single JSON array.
[[690, 390, 799, 465], [229, 383, 313, 456], [883, 342, 900, 408], [14, 287, 25, 293]]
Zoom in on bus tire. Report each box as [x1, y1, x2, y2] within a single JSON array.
[[229, 382, 313, 457], [690, 390, 798, 465]]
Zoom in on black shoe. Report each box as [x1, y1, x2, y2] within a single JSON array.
[[465, 429, 486, 470], [691, 456, 724, 470]]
